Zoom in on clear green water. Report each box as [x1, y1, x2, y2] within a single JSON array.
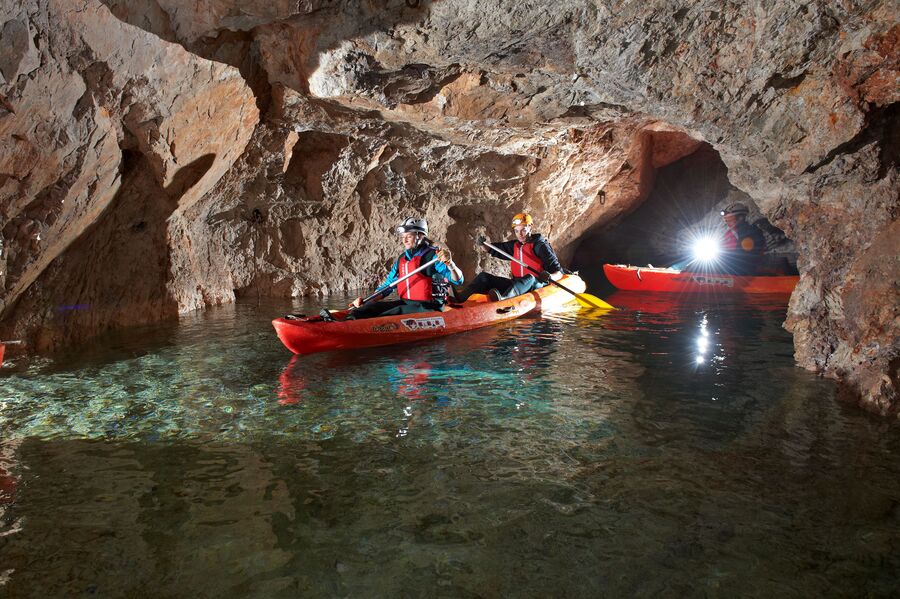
[[1, 293, 898, 597]]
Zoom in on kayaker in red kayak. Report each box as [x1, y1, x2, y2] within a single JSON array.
[[683, 202, 767, 275], [719, 203, 767, 275], [459, 212, 564, 301], [722, 202, 765, 252], [325, 217, 463, 321]]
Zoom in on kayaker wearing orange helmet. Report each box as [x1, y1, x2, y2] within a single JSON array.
[[458, 212, 563, 301], [327, 217, 463, 321]]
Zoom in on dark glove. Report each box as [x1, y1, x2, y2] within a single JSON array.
[[475, 235, 487, 247], [538, 270, 552, 284]]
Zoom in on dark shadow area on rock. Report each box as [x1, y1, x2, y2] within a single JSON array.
[[167, 153, 216, 201], [0, 152, 217, 351], [284, 132, 350, 203]]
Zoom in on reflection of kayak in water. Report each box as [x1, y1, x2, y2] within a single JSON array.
[[0, 440, 21, 507], [0, 468, 15, 505], [603, 264, 798, 294], [273, 275, 589, 356], [275, 338, 518, 406], [608, 290, 791, 316]]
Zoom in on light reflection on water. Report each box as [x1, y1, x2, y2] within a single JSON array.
[[0, 292, 898, 597]]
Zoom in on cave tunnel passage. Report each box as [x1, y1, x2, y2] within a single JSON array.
[[571, 144, 798, 295]]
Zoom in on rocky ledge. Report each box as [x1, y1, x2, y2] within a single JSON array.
[[0, 1, 897, 416]]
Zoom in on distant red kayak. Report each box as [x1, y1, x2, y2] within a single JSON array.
[[273, 274, 587, 355], [603, 264, 798, 294]]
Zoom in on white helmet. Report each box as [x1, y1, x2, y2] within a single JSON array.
[[397, 217, 428, 235]]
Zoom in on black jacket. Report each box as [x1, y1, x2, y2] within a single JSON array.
[[727, 221, 766, 255], [721, 222, 766, 275]]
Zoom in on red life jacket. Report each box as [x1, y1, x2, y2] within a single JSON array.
[[511, 241, 543, 278], [398, 251, 435, 301], [723, 224, 764, 254], [722, 228, 738, 250]]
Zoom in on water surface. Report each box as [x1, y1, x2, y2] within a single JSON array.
[[1, 292, 898, 597]]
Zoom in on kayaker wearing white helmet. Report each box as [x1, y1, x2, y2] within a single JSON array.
[[325, 217, 463, 321], [459, 212, 564, 301]]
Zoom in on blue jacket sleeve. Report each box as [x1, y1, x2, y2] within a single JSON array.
[[434, 259, 464, 285]]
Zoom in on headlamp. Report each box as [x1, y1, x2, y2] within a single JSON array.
[[692, 236, 720, 263]]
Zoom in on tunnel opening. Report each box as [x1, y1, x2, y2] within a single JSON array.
[[571, 144, 798, 294]]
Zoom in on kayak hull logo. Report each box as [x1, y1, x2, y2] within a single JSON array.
[[401, 316, 446, 331], [689, 275, 734, 287]]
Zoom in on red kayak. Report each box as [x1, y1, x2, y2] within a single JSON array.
[[603, 264, 798, 294], [273, 274, 587, 355]]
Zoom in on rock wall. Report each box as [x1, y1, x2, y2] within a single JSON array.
[[0, 1, 896, 415], [0, 0, 258, 347]]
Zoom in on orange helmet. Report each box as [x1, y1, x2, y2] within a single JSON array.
[[511, 212, 533, 228]]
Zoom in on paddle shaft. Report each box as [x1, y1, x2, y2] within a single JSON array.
[[361, 257, 440, 304], [481, 240, 589, 298], [481, 240, 614, 309]]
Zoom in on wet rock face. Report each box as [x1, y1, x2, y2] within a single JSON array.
[[1, 1, 897, 415]]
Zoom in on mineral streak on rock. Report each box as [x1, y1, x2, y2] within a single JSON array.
[[0, 1, 897, 415]]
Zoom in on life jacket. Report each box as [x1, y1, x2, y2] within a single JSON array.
[[397, 246, 449, 302], [723, 223, 764, 254], [511, 240, 544, 278], [722, 228, 738, 250]]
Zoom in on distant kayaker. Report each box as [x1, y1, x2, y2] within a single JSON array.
[[680, 202, 795, 276], [324, 217, 463, 321], [459, 212, 564, 301], [718, 202, 766, 275]]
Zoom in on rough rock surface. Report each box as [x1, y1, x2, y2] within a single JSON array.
[[0, 1, 897, 415], [0, 0, 259, 346]]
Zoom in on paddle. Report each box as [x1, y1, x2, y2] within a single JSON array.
[[314, 257, 443, 322], [358, 257, 441, 306], [481, 240, 615, 310]]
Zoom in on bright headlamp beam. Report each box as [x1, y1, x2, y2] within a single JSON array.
[[692, 237, 720, 263]]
